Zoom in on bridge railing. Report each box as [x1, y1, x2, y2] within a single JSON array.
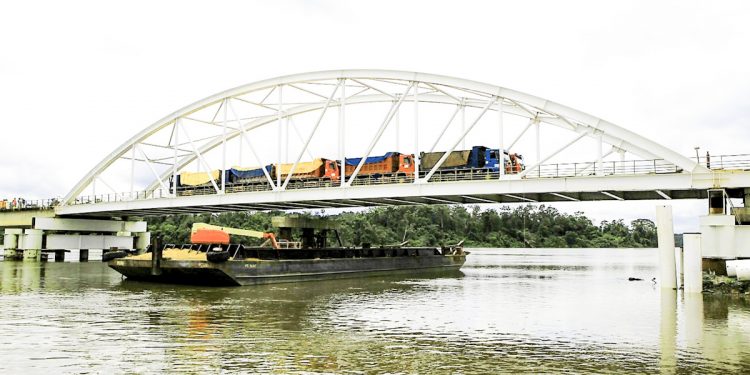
[[70, 189, 174, 205], [696, 153, 750, 171], [523, 159, 682, 179], [8, 154, 749, 209], [0, 198, 59, 211]]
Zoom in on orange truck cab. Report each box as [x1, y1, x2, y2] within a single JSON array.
[[323, 159, 340, 179], [398, 154, 416, 174]]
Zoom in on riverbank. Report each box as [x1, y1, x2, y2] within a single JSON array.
[[703, 273, 750, 296]]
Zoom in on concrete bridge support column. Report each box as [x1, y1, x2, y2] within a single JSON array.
[[3, 229, 23, 260], [22, 229, 43, 261], [135, 232, 151, 254], [683, 233, 703, 293], [656, 205, 677, 290]]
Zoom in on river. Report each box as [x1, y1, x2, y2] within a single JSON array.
[[1, 248, 749, 373]]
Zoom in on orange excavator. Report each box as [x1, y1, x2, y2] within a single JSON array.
[[190, 223, 280, 249]]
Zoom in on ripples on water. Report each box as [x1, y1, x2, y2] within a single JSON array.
[[1, 249, 749, 373]]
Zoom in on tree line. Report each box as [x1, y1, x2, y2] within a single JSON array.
[[145, 205, 658, 248]]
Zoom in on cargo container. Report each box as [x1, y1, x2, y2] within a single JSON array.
[[277, 158, 339, 179], [228, 165, 273, 183], [420, 146, 491, 171], [344, 152, 415, 176], [176, 170, 227, 188]]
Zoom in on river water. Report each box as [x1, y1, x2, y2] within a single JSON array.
[[1, 248, 749, 373]]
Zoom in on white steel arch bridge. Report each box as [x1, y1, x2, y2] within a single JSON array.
[[44, 70, 750, 218]]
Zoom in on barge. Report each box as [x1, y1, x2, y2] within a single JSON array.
[[107, 216, 467, 286]]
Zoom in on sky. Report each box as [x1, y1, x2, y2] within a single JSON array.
[[1, 0, 749, 232]]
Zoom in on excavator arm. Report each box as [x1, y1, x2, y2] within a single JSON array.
[[190, 222, 279, 249]]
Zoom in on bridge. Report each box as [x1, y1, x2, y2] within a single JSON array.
[[1, 70, 750, 263], [4, 69, 750, 218]]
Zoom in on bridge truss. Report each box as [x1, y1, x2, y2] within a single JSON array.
[[54, 70, 750, 217]]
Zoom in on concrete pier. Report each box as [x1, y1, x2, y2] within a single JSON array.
[[136, 232, 150, 254], [656, 205, 677, 290], [22, 229, 43, 261], [3, 229, 23, 260], [683, 233, 703, 293]]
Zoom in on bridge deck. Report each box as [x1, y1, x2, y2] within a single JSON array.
[[48, 170, 750, 217]]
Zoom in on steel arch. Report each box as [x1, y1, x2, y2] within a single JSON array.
[[62, 69, 704, 205]]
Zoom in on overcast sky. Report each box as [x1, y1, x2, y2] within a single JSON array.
[[1, 0, 749, 231]]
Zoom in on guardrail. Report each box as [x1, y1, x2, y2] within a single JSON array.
[[0, 198, 59, 211], [5, 154, 749, 210]]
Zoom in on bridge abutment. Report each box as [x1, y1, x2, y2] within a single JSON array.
[[2, 217, 149, 262]]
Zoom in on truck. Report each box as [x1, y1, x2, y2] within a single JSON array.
[[344, 152, 415, 177], [419, 146, 523, 174]]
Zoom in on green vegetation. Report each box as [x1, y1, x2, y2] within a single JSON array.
[[146, 205, 657, 248]]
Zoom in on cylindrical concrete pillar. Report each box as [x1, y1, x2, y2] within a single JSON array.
[[22, 229, 43, 261], [136, 232, 151, 254], [2, 229, 24, 260], [656, 205, 677, 290], [683, 233, 703, 293], [3, 230, 20, 249]]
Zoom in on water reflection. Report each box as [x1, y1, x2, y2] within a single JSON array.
[[659, 290, 677, 373], [1, 261, 44, 292], [1, 249, 750, 373]]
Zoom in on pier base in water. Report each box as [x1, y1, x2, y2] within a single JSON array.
[[3, 248, 22, 260], [22, 249, 41, 261]]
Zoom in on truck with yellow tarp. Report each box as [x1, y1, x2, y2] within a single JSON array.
[[174, 158, 340, 194], [172, 170, 227, 195], [171, 146, 523, 195]]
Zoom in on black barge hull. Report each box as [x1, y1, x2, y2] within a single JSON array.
[[109, 254, 466, 286]]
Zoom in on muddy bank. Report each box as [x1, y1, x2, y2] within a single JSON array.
[[703, 273, 750, 296]]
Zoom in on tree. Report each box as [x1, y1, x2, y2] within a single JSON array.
[[144, 204, 657, 249]]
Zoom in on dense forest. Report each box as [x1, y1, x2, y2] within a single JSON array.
[[146, 205, 658, 248]]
